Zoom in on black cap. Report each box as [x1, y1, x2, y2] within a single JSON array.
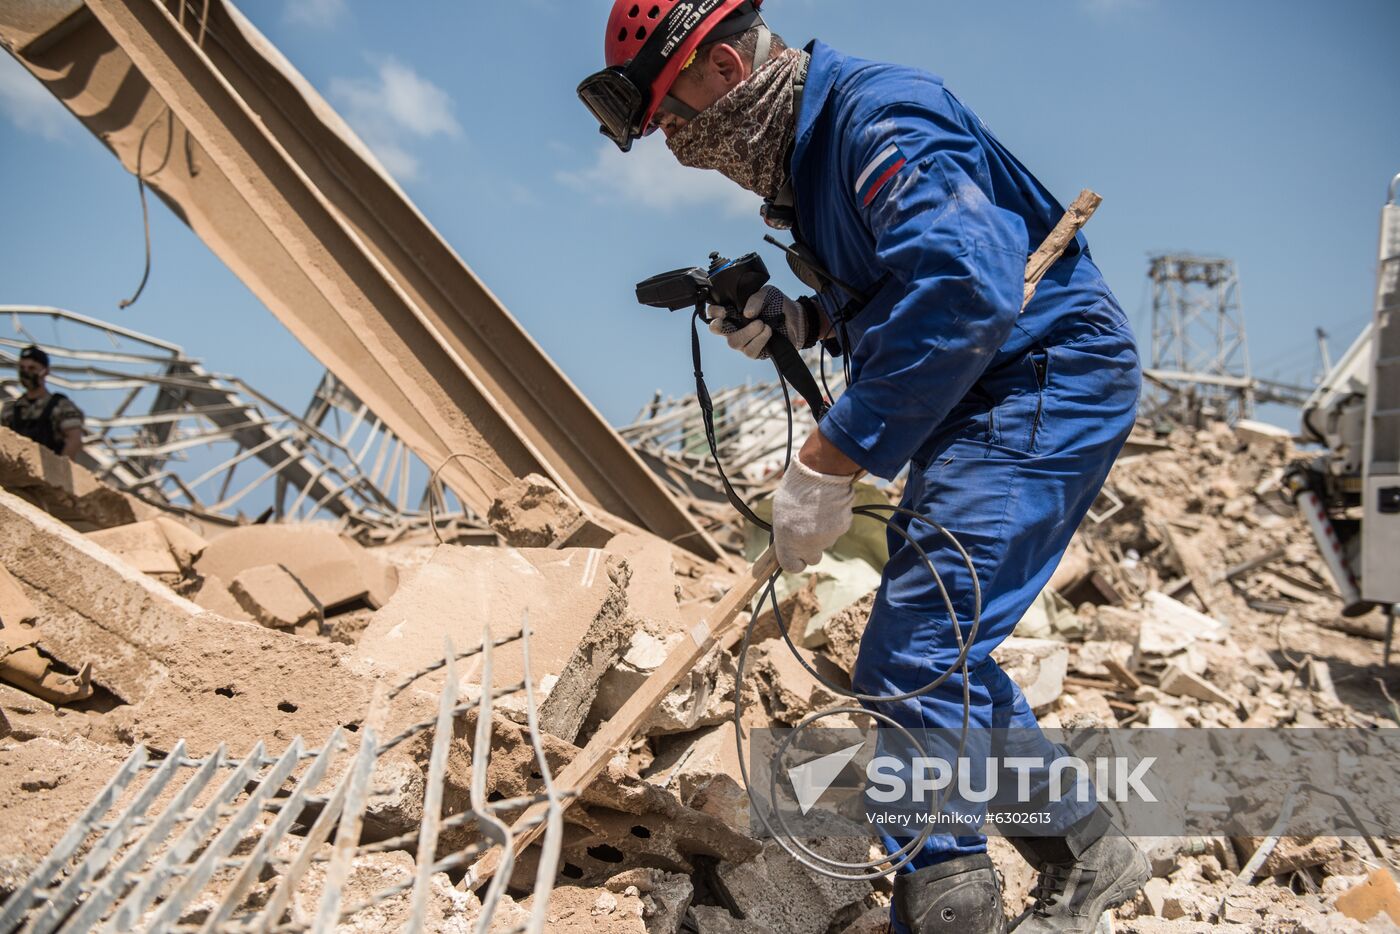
[[19, 345, 49, 368]]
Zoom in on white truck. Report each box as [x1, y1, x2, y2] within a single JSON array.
[[1288, 173, 1400, 642]]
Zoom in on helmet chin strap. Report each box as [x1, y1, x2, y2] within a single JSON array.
[[752, 23, 773, 70]]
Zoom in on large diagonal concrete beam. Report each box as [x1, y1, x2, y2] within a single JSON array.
[[1, 0, 721, 560]]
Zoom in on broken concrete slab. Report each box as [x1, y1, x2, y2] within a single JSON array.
[[0, 488, 378, 755], [821, 591, 874, 675], [85, 519, 184, 576], [196, 524, 396, 612], [993, 637, 1070, 711], [647, 720, 748, 829], [190, 572, 254, 623], [751, 639, 848, 726], [1234, 418, 1292, 450], [488, 472, 586, 547], [230, 564, 322, 629], [1137, 591, 1229, 658], [464, 713, 759, 889], [269, 845, 476, 931], [603, 531, 685, 634], [836, 906, 894, 934], [692, 905, 775, 934], [1158, 664, 1235, 709], [508, 884, 648, 932], [591, 637, 738, 738], [1232, 835, 1343, 878], [604, 869, 693, 934], [716, 828, 872, 934], [0, 426, 154, 531], [359, 545, 635, 743]]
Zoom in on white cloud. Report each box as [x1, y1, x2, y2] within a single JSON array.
[[284, 0, 347, 29], [0, 53, 68, 141], [556, 137, 762, 217], [329, 58, 461, 180]]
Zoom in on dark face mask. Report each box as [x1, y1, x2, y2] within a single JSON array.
[[18, 370, 41, 391]]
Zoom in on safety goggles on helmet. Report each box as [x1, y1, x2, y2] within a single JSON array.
[[578, 0, 766, 153]]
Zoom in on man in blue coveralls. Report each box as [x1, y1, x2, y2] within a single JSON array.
[[578, 2, 1148, 930]]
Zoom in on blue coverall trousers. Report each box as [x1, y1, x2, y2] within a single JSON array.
[[850, 296, 1141, 891]]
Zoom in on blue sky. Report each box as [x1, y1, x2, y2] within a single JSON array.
[[2, 0, 1397, 432]]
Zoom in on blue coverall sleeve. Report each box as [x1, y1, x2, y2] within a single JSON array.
[[818, 99, 1031, 479]]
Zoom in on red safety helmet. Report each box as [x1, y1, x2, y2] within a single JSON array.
[[579, 0, 766, 152]]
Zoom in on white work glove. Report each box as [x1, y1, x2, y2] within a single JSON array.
[[708, 286, 815, 361], [771, 457, 856, 573]]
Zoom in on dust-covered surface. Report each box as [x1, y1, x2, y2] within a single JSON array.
[[2, 416, 1399, 933]]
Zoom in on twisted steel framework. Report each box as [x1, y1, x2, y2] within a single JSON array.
[[0, 620, 566, 933]]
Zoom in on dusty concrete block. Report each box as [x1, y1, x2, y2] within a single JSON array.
[[197, 524, 391, 611], [1070, 640, 1135, 680], [506, 884, 646, 932], [0, 563, 37, 627], [994, 637, 1070, 711], [86, 519, 183, 576], [1231, 835, 1343, 878], [716, 829, 872, 934], [0, 426, 152, 531], [487, 472, 585, 547], [836, 906, 894, 934], [592, 636, 736, 737], [605, 869, 693, 934], [0, 489, 377, 755], [647, 721, 748, 829], [462, 713, 757, 889], [266, 846, 476, 931], [1137, 592, 1229, 657], [190, 572, 253, 622], [751, 639, 848, 725], [153, 517, 209, 569], [1234, 418, 1292, 450], [230, 564, 321, 629], [692, 905, 774, 934], [359, 546, 635, 743], [604, 531, 684, 633], [1157, 665, 1234, 708], [820, 591, 873, 675]]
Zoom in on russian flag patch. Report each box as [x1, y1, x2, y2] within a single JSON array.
[[855, 143, 908, 207]]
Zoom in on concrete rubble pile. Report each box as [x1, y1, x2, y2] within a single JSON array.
[[3, 412, 1400, 934]]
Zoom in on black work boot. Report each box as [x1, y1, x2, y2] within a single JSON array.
[[1007, 810, 1149, 933], [893, 852, 1007, 934]]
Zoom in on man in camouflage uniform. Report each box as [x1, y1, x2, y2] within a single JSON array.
[[3, 345, 84, 459]]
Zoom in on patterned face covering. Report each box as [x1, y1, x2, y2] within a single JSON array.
[[666, 48, 808, 201]]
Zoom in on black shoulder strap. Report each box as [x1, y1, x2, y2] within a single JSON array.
[[39, 394, 65, 424]]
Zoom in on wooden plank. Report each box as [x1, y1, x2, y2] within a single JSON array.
[[1102, 658, 1142, 691]]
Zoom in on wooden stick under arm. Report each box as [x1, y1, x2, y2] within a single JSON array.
[[1023, 189, 1103, 311]]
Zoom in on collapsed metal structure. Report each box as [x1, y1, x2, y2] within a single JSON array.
[[0, 629, 565, 934], [0, 306, 475, 539], [0, 0, 720, 560], [1142, 254, 1312, 426], [621, 360, 848, 504]]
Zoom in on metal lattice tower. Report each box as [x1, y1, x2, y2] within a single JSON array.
[[1148, 254, 1255, 424]]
